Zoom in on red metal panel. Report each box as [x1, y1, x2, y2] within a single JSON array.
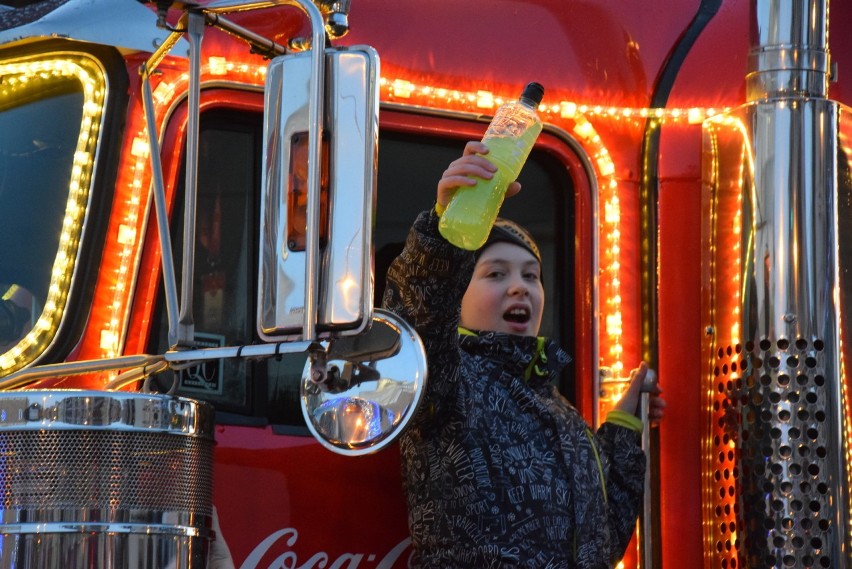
[[213, 425, 412, 567], [341, 0, 703, 108], [658, 123, 706, 568]]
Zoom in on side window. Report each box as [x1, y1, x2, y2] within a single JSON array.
[[148, 109, 264, 416], [0, 46, 127, 375], [147, 108, 314, 424], [149, 112, 575, 427], [0, 90, 82, 356]]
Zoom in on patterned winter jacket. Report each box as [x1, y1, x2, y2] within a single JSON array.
[[382, 210, 647, 568]]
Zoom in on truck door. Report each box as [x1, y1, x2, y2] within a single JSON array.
[[141, 103, 590, 564]]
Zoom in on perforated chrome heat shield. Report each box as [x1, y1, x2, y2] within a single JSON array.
[[0, 391, 215, 569], [700, 91, 852, 569], [698, 2, 852, 566]]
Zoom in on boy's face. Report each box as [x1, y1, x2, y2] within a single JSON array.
[[460, 241, 544, 337]]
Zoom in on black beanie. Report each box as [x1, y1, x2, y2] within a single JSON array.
[[475, 218, 541, 265]]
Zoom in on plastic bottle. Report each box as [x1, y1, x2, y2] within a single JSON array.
[[439, 82, 545, 250]]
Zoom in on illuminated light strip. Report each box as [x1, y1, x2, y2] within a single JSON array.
[[97, 71, 194, 360], [382, 77, 727, 122], [171, 64, 727, 378], [842, 346, 852, 552], [563, 106, 625, 374], [705, 115, 757, 347], [0, 55, 106, 375], [701, 111, 754, 566], [97, 131, 151, 358], [96, 58, 270, 362], [99, 71, 192, 359], [76, 89, 155, 369], [838, 125, 852, 548], [731, 144, 746, 345], [701, 113, 720, 566], [379, 76, 732, 377], [50, 48, 727, 379]]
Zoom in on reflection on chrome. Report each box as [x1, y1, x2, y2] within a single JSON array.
[[301, 309, 427, 456], [314, 396, 394, 445]]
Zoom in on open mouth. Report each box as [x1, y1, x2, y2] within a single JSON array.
[[503, 306, 530, 324]]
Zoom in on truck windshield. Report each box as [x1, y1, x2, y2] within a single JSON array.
[[0, 77, 84, 358]]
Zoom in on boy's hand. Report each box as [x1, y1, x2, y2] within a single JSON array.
[[437, 141, 521, 210], [614, 362, 666, 426]]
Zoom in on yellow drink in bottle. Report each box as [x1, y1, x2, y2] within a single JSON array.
[[439, 82, 544, 250]]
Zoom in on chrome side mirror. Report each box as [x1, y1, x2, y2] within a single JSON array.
[[301, 309, 427, 456], [257, 45, 379, 341], [257, 37, 426, 454]]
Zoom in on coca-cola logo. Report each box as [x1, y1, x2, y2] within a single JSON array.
[[241, 528, 413, 569]]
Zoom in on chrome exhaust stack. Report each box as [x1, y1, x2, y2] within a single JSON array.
[[702, 0, 852, 566], [746, 0, 829, 100]]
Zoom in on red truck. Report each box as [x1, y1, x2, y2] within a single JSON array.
[[1, 0, 852, 567]]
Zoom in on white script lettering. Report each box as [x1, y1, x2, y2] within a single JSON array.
[[241, 528, 412, 569]]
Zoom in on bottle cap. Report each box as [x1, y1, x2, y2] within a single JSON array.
[[520, 82, 545, 106]]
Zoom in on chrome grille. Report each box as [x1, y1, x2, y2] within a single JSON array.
[[0, 391, 216, 568], [0, 429, 213, 515]]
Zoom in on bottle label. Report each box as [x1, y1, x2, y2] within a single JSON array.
[[484, 104, 535, 139]]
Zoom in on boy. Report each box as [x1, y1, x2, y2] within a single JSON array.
[[382, 140, 665, 568]]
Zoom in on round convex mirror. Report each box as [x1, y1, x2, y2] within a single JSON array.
[[301, 308, 427, 455]]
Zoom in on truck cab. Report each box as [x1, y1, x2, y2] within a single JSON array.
[[3, 1, 852, 568]]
